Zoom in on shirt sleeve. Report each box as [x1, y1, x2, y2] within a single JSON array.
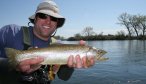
[[0, 24, 21, 58]]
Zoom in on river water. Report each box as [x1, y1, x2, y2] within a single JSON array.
[[52, 40, 146, 84]]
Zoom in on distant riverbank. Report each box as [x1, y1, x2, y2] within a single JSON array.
[[60, 35, 146, 41]]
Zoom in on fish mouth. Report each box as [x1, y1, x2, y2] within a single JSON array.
[[96, 50, 108, 61]]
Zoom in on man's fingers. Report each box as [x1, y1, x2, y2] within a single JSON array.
[[89, 56, 95, 66], [67, 55, 95, 69], [75, 55, 82, 68], [17, 65, 30, 72], [26, 64, 42, 73], [68, 55, 82, 68], [67, 55, 74, 68], [82, 56, 88, 68], [82, 56, 94, 68], [17, 57, 44, 73]]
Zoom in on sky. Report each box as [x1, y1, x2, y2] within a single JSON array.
[[0, 0, 146, 38]]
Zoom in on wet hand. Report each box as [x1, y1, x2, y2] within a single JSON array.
[[67, 40, 95, 68], [16, 57, 44, 74], [67, 55, 95, 68]]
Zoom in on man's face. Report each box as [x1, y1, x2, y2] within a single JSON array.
[[33, 13, 58, 41]]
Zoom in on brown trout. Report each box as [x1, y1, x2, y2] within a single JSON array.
[[5, 44, 108, 66]]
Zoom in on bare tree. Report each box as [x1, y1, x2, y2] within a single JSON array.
[[118, 13, 132, 38], [82, 26, 96, 37], [82, 26, 97, 40], [137, 15, 146, 37], [129, 15, 140, 37]]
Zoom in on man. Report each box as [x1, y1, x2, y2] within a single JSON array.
[[0, 0, 95, 84]]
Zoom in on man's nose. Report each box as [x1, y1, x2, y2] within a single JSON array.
[[45, 16, 51, 24]]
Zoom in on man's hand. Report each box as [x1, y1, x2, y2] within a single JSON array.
[[67, 40, 95, 68], [16, 57, 44, 74], [67, 55, 95, 68]]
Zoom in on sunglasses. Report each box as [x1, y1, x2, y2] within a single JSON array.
[[36, 13, 58, 22]]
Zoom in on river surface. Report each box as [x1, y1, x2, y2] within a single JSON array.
[[52, 40, 146, 84]]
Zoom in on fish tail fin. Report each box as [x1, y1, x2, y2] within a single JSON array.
[[5, 48, 21, 68]]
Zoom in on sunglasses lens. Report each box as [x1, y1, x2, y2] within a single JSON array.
[[37, 13, 48, 19], [37, 13, 58, 22], [50, 16, 58, 22]]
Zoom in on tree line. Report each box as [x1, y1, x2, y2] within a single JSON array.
[[118, 13, 146, 39], [55, 13, 146, 41]]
